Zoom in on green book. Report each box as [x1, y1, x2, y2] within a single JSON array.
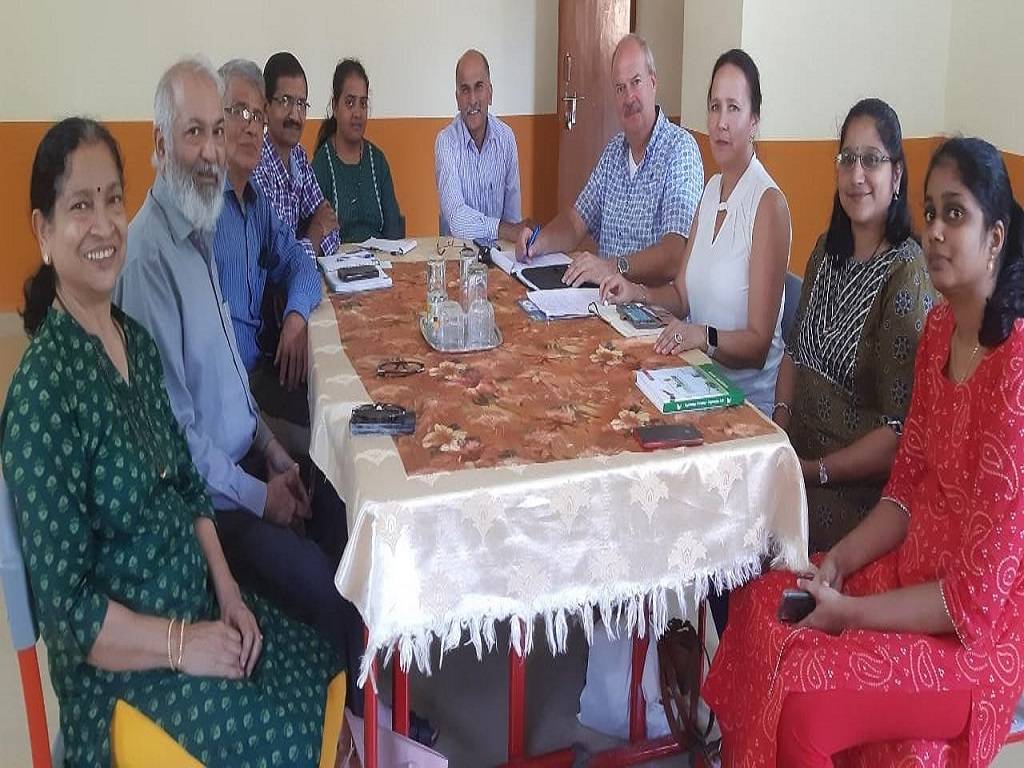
[[635, 362, 745, 413]]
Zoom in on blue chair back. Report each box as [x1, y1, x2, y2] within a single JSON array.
[[782, 271, 803, 340]]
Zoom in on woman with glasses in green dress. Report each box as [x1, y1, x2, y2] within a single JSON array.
[[773, 98, 937, 553]]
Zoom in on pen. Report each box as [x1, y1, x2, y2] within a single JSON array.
[[525, 224, 541, 258]]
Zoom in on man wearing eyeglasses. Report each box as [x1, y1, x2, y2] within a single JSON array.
[[254, 52, 340, 259], [435, 49, 534, 243], [214, 58, 320, 414]]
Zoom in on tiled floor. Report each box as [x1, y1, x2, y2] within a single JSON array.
[[2, 311, 1023, 766]]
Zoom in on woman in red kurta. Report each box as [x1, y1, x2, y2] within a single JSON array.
[[704, 137, 1024, 767]]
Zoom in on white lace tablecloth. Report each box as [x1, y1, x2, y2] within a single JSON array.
[[308, 244, 809, 684]]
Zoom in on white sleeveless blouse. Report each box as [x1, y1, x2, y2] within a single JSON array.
[[684, 155, 785, 415]]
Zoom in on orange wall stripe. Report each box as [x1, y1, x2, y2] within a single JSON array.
[[3, 118, 1023, 312]]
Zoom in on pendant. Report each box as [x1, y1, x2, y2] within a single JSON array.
[[160, 467, 169, 480]]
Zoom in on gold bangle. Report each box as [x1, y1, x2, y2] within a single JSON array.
[[177, 618, 186, 671], [167, 618, 176, 671]]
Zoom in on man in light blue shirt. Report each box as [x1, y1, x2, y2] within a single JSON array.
[[517, 34, 703, 289], [435, 49, 534, 243], [115, 57, 364, 711]]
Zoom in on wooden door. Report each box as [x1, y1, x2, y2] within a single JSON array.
[[556, 0, 634, 210]]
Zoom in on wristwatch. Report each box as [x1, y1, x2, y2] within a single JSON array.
[[616, 256, 630, 275], [705, 325, 719, 358], [818, 459, 829, 486]]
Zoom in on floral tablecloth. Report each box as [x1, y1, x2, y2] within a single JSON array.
[[308, 241, 809, 683]]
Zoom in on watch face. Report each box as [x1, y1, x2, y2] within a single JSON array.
[[707, 326, 719, 346], [617, 256, 629, 274]]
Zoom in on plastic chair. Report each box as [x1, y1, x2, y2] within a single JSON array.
[[782, 271, 803, 340], [0, 473, 61, 768]]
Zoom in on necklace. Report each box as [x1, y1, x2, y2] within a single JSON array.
[[55, 294, 173, 479], [950, 331, 983, 383]]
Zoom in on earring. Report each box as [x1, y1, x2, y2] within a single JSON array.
[[42, 252, 50, 265], [893, 189, 900, 200]]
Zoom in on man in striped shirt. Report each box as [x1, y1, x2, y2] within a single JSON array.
[[435, 49, 534, 243]]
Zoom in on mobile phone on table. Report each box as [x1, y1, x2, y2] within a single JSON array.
[[777, 589, 816, 623], [336, 264, 379, 282], [635, 423, 704, 450], [618, 303, 665, 330]]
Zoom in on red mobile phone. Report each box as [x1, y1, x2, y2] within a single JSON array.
[[777, 589, 816, 623], [636, 423, 704, 450]]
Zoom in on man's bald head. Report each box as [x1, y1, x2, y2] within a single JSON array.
[[456, 49, 490, 83]]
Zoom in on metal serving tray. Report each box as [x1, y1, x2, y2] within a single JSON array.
[[419, 313, 502, 353]]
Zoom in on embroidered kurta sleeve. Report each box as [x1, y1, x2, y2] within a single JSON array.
[[871, 256, 936, 427], [941, 333, 1024, 650], [881, 309, 939, 513], [377, 150, 403, 239], [1, 356, 109, 664]]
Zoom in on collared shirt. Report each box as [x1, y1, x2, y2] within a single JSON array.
[[575, 107, 704, 258], [434, 112, 522, 240], [212, 178, 322, 372], [252, 135, 340, 257], [115, 172, 271, 516]]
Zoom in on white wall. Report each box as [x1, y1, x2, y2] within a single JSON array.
[[945, 0, 1024, 154], [0, 0, 559, 121], [681, 0, 954, 141], [635, 0, 685, 118], [741, 0, 951, 140], [680, 0, 743, 132]]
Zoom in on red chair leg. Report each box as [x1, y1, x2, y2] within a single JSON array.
[[363, 628, 378, 768], [17, 648, 51, 768]]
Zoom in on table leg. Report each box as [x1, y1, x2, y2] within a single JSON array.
[[628, 631, 649, 742], [393, 653, 410, 735], [363, 627, 378, 768], [508, 620, 526, 761]]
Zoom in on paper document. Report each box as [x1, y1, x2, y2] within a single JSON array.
[[526, 288, 600, 318], [358, 237, 417, 255], [317, 251, 391, 272]]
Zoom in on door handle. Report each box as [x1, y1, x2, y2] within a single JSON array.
[[562, 92, 585, 131]]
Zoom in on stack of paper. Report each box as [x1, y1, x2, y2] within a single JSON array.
[[318, 252, 393, 294], [525, 288, 599, 319], [358, 237, 418, 255]]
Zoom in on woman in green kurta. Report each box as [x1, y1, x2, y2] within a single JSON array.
[[313, 59, 403, 243], [773, 99, 937, 553], [1, 119, 340, 767]]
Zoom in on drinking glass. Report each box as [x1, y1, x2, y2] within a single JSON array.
[[467, 299, 496, 347], [439, 300, 465, 349]]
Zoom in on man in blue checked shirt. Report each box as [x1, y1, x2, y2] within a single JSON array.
[[254, 52, 340, 259], [435, 49, 535, 243], [516, 34, 703, 290], [214, 59, 321, 422]]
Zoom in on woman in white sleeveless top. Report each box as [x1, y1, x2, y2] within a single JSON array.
[[601, 49, 791, 416]]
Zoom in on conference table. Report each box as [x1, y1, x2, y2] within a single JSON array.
[[306, 237, 809, 767]]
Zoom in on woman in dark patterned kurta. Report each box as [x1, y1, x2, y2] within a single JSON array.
[[706, 138, 1024, 766], [1, 119, 340, 767], [774, 100, 936, 553]]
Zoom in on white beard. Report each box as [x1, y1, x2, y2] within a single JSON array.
[[164, 158, 226, 234]]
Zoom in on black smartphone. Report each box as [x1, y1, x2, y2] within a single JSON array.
[[777, 589, 816, 623], [336, 264, 379, 282], [636, 423, 704, 450]]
